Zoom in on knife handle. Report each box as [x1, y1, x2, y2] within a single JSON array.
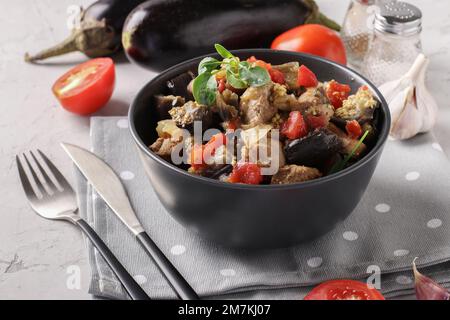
[[136, 232, 199, 300], [76, 219, 151, 300]]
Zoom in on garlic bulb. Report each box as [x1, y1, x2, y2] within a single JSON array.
[[379, 54, 438, 140]]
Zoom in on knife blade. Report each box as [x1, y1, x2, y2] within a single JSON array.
[[61, 142, 199, 300]]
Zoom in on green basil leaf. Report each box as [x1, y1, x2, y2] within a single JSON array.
[[226, 69, 247, 89], [239, 65, 271, 87], [198, 57, 221, 74], [193, 72, 217, 106], [215, 44, 234, 59]]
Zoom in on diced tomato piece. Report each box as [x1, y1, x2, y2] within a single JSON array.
[[281, 111, 308, 140], [204, 133, 226, 157], [226, 118, 240, 131], [269, 68, 285, 84], [345, 120, 362, 139], [306, 114, 328, 129], [360, 85, 369, 91], [247, 56, 272, 70], [326, 80, 351, 109], [297, 65, 318, 88], [217, 78, 226, 93], [229, 163, 263, 185], [190, 144, 206, 171]]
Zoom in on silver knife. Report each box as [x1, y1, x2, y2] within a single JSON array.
[[61, 143, 198, 300]]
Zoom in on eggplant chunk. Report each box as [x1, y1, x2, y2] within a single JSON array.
[[122, 0, 340, 71], [272, 62, 300, 90], [169, 101, 212, 133], [154, 95, 185, 120], [285, 129, 341, 168], [167, 71, 195, 100]]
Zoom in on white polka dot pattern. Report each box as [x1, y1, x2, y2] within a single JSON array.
[[405, 171, 420, 181], [117, 119, 129, 129], [307, 257, 323, 268], [396, 275, 412, 285], [133, 275, 147, 285], [120, 171, 135, 180], [427, 218, 442, 229], [394, 249, 410, 257], [170, 245, 186, 255], [343, 231, 359, 241], [375, 203, 391, 213], [220, 269, 236, 277]]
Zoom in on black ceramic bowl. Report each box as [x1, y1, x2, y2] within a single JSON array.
[[129, 49, 390, 249]]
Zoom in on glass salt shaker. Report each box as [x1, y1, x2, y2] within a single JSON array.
[[341, 0, 377, 69], [361, 1, 423, 86]]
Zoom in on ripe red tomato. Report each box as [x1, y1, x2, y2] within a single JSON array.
[[304, 280, 385, 300], [229, 163, 263, 185], [326, 80, 351, 109], [346, 120, 363, 139], [281, 111, 308, 140], [271, 24, 347, 65], [297, 65, 318, 87], [52, 58, 115, 115]]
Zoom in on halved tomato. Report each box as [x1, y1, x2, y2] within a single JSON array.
[[304, 280, 385, 300], [52, 58, 115, 115]]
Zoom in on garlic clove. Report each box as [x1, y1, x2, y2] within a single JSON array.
[[379, 54, 438, 140], [415, 59, 438, 133]]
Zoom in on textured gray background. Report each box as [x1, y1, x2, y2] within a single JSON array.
[[1, 0, 450, 299]]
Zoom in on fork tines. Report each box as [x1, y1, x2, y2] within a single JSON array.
[[16, 150, 71, 199]]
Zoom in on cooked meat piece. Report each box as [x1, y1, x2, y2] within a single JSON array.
[[272, 83, 302, 111], [169, 101, 212, 132], [334, 86, 377, 122], [212, 89, 239, 121], [327, 123, 366, 158], [154, 95, 185, 120], [240, 83, 277, 128], [298, 85, 334, 123], [272, 62, 300, 90], [150, 136, 183, 159], [271, 165, 322, 184], [298, 86, 330, 109], [285, 128, 341, 168]]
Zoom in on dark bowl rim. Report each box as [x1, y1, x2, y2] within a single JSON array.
[[129, 49, 391, 190]]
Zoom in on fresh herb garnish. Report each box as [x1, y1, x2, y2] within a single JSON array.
[[329, 130, 370, 174], [192, 44, 271, 106]]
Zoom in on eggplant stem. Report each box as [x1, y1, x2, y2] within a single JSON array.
[[303, 0, 341, 31], [24, 18, 117, 63], [24, 33, 79, 62]]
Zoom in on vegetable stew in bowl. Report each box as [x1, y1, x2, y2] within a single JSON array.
[[148, 45, 381, 186]]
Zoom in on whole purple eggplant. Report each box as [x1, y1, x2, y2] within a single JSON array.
[[25, 0, 147, 62], [121, 0, 340, 72]]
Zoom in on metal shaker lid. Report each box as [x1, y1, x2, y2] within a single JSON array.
[[374, 1, 422, 36]]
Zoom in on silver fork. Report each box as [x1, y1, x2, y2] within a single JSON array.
[[16, 150, 150, 300]]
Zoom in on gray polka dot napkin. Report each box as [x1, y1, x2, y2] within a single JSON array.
[[73, 117, 450, 300]]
